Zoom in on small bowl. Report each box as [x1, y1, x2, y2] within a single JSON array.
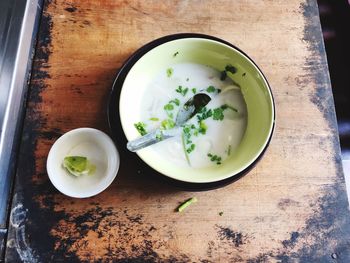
[[109, 33, 275, 185], [47, 128, 119, 198]]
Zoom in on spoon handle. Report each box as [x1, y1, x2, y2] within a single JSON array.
[[127, 127, 182, 152]]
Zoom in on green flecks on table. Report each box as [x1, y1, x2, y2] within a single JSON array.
[[176, 197, 197, 212]]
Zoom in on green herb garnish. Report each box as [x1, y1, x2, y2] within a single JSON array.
[[173, 51, 179, 57], [155, 131, 164, 141], [191, 88, 196, 94], [186, 78, 189, 81], [183, 125, 192, 144], [150, 117, 159, 121], [134, 122, 147, 136], [198, 120, 207, 135], [63, 156, 95, 177], [212, 104, 238, 121], [213, 107, 225, 121], [164, 103, 174, 111], [161, 119, 175, 130], [206, 85, 216, 93], [166, 68, 173, 77], [197, 107, 213, 121], [164, 99, 180, 118], [186, 144, 196, 153], [176, 85, 189, 96], [207, 153, 222, 165], [177, 197, 197, 212], [169, 98, 180, 106]]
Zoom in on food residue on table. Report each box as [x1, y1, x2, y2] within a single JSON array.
[[176, 197, 198, 212]]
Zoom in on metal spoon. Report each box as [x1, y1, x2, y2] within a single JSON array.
[[126, 93, 211, 152]]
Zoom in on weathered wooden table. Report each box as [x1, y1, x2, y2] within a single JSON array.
[[5, 0, 350, 262]]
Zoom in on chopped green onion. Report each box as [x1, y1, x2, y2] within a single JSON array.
[[197, 107, 212, 121], [213, 107, 225, 121], [198, 120, 207, 135], [164, 103, 174, 111], [134, 122, 147, 136], [169, 98, 180, 106], [63, 156, 95, 177], [177, 197, 197, 212], [186, 144, 195, 154], [155, 131, 164, 141], [161, 119, 175, 130], [176, 85, 189, 96], [206, 85, 216, 93], [207, 153, 222, 165], [166, 68, 173, 77]]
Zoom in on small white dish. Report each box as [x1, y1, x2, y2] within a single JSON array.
[[47, 128, 119, 198]]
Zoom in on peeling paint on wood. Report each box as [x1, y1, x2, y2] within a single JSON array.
[[5, 0, 350, 262]]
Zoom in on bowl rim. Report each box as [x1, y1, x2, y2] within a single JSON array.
[[46, 127, 120, 198], [108, 33, 275, 190]]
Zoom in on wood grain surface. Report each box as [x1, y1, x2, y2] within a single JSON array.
[[5, 0, 350, 262]]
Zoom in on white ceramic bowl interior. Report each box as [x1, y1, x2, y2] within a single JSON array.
[[47, 128, 119, 198]]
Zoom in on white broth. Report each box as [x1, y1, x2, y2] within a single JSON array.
[[135, 63, 247, 168]]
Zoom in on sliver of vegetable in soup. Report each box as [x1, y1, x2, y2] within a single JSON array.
[[134, 63, 247, 168]]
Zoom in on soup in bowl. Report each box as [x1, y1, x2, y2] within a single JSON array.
[[113, 34, 275, 184]]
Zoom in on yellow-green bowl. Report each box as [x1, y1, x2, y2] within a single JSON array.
[[109, 33, 275, 186]]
